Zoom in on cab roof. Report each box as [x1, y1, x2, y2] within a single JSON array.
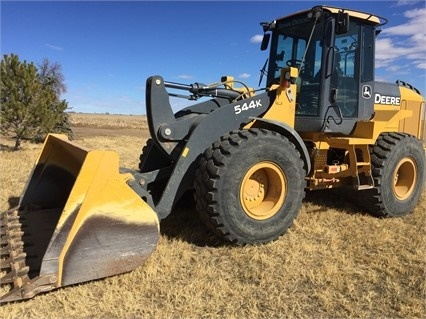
[[277, 5, 387, 26]]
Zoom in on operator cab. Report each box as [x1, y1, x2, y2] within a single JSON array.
[[261, 6, 386, 134]]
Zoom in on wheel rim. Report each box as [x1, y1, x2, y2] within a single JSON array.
[[240, 162, 287, 220], [393, 157, 417, 200]]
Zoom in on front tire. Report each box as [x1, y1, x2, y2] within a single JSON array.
[[138, 138, 171, 173], [194, 129, 306, 245], [362, 133, 425, 217]]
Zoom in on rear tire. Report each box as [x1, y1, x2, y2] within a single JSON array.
[[194, 129, 306, 245], [361, 132, 425, 217]]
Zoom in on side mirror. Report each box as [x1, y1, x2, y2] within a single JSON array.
[[261, 33, 270, 51], [336, 11, 349, 34]]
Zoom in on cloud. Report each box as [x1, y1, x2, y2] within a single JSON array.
[[177, 74, 194, 80], [375, 7, 426, 71], [238, 73, 251, 79], [250, 34, 263, 44], [395, 0, 423, 6], [416, 62, 426, 69], [45, 43, 63, 51], [383, 8, 425, 36]]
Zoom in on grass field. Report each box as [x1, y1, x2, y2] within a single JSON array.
[[0, 113, 425, 318]]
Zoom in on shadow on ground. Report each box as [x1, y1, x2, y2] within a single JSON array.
[[159, 191, 230, 248], [159, 188, 371, 247], [304, 187, 370, 216]]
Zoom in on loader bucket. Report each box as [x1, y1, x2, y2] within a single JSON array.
[[0, 134, 159, 302]]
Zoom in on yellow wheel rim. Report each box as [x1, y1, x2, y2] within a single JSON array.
[[393, 157, 417, 200], [240, 162, 287, 220]]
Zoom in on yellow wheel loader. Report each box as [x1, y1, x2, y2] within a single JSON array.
[[1, 5, 425, 302]]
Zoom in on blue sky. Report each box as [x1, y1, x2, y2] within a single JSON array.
[[1, 0, 425, 115]]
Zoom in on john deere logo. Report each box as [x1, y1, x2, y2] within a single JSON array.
[[362, 85, 372, 99]]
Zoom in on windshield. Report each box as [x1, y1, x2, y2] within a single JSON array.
[[267, 14, 324, 85]]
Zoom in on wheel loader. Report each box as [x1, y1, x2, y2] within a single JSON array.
[[1, 5, 425, 302]]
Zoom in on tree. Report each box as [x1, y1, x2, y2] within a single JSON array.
[[0, 54, 72, 149], [38, 58, 67, 96], [35, 58, 73, 141]]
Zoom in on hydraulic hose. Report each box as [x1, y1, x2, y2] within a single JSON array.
[[164, 80, 241, 100]]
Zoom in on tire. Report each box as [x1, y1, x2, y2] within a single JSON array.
[[138, 138, 171, 173], [361, 132, 425, 217], [193, 128, 306, 245]]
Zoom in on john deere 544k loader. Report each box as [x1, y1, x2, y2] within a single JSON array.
[[1, 5, 425, 302]]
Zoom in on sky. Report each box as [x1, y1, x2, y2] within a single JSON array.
[[1, 0, 425, 115]]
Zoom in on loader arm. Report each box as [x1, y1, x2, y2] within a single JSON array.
[[138, 76, 277, 218]]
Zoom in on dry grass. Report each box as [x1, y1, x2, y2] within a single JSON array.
[[69, 112, 147, 129], [0, 113, 425, 319]]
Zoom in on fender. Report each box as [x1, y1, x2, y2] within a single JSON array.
[[250, 117, 311, 175]]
